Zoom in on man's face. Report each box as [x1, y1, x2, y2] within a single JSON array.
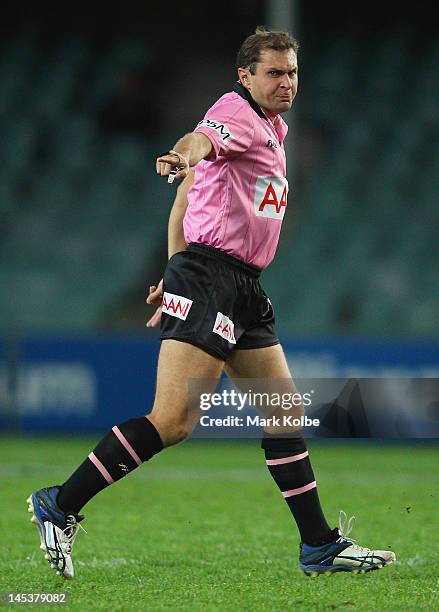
[[238, 49, 298, 119]]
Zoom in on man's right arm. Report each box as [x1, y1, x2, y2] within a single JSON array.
[[156, 132, 212, 182]]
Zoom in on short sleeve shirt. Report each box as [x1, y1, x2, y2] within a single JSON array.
[[183, 83, 289, 270]]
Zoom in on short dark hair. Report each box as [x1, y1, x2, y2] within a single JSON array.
[[237, 26, 300, 74]]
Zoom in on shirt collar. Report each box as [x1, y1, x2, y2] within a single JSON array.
[[232, 81, 288, 144], [233, 81, 266, 119]]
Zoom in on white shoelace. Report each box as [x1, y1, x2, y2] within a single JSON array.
[[338, 510, 370, 554], [339, 510, 355, 539], [61, 516, 87, 553]]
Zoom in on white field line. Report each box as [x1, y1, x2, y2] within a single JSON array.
[[1, 555, 433, 570], [1, 465, 264, 481], [0, 464, 437, 484]]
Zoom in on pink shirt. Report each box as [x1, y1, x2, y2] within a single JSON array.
[[183, 83, 289, 270]]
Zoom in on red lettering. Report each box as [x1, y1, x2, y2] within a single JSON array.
[[162, 296, 189, 316], [215, 320, 235, 341], [278, 186, 287, 212], [258, 183, 278, 212], [258, 183, 287, 214]]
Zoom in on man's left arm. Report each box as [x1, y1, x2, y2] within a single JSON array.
[[167, 169, 194, 257], [146, 170, 194, 327]]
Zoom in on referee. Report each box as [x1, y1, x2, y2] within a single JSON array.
[[28, 27, 395, 579]]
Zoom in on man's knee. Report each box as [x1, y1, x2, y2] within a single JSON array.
[[166, 419, 190, 446], [147, 409, 190, 447]]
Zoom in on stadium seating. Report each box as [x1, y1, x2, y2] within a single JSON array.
[[0, 31, 437, 336], [265, 33, 438, 336]]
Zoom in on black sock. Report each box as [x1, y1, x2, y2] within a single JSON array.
[[57, 417, 163, 514], [262, 435, 335, 546]]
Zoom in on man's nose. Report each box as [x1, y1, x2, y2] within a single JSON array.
[[280, 74, 293, 89]]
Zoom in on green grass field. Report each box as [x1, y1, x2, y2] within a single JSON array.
[[0, 437, 438, 611]]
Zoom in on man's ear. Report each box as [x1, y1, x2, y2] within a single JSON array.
[[237, 67, 251, 90]]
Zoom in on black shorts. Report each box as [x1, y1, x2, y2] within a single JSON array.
[[160, 243, 279, 361]]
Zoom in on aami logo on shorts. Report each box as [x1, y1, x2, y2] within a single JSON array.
[[197, 119, 234, 142], [162, 292, 193, 321], [254, 176, 289, 220], [213, 312, 236, 344]]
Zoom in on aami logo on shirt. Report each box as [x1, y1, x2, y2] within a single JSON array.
[[212, 312, 236, 344], [162, 292, 193, 321], [254, 176, 289, 220], [197, 119, 234, 142]]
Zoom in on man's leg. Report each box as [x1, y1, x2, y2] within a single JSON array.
[[58, 340, 223, 512], [225, 344, 334, 547], [225, 344, 396, 575], [28, 339, 224, 577], [148, 340, 224, 446]]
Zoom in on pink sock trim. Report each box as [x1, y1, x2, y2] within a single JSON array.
[[266, 450, 309, 466], [88, 452, 114, 484], [282, 480, 316, 498], [112, 426, 142, 466]]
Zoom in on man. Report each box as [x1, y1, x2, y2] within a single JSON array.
[[27, 27, 396, 579]]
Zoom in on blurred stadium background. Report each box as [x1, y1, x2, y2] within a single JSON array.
[[0, 0, 438, 428], [1, 2, 438, 608]]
